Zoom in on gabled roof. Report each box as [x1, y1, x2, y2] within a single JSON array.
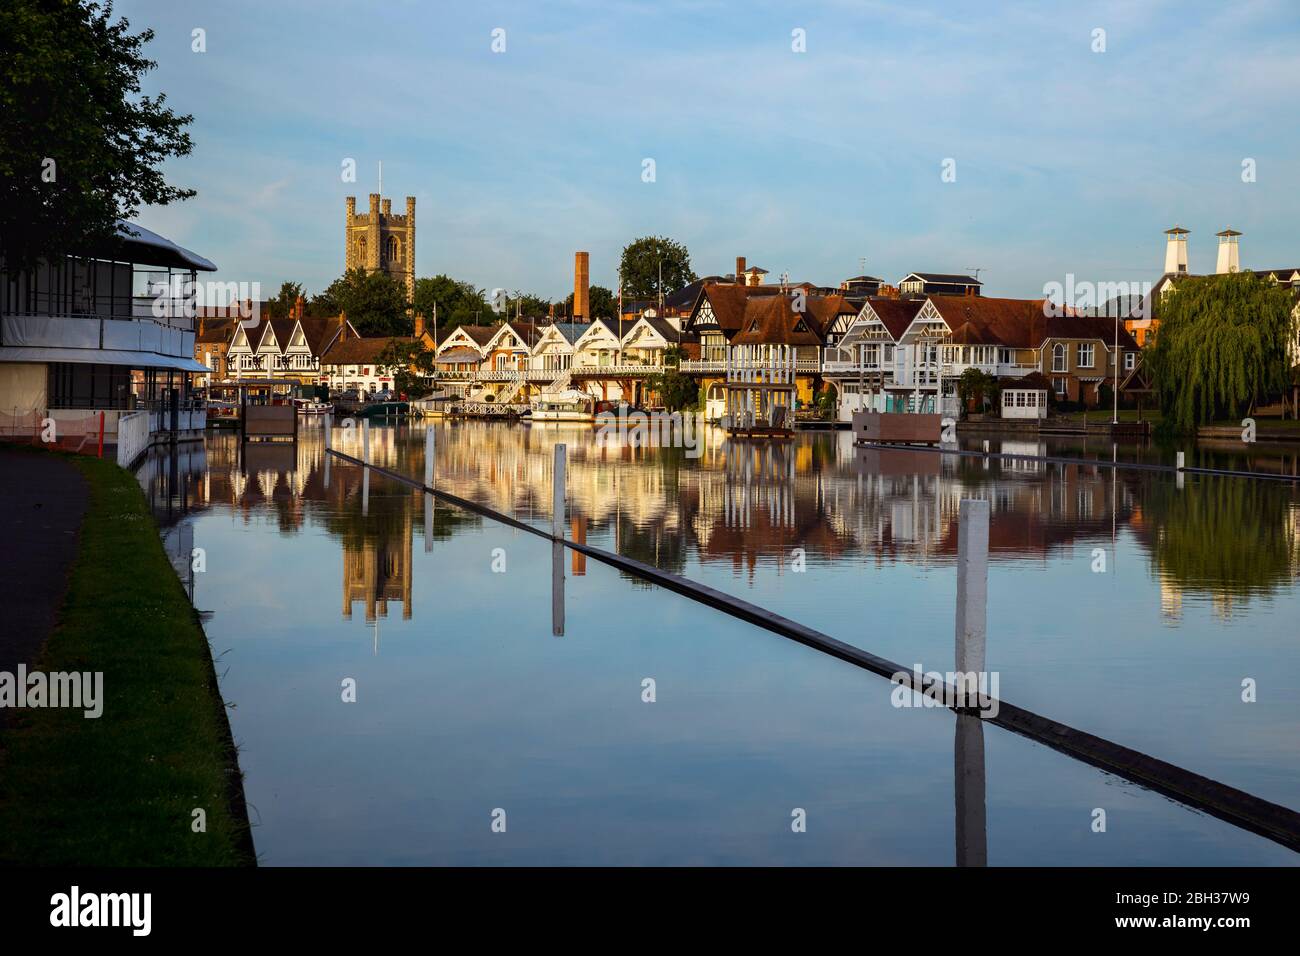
[[322, 335, 409, 366], [449, 324, 500, 348], [195, 318, 236, 344], [663, 276, 727, 313], [297, 316, 349, 355], [858, 297, 926, 341], [1254, 268, 1300, 282], [730, 295, 829, 346], [573, 317, 627, 350], [536, 322, 587, 346], [506, 321, 546, 348], [621, 315, 698, 347], [925, 295, 1139, 349]]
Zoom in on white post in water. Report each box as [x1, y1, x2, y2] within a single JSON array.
[[424, 424, 435, 488], [1176, 450, 1185, 490], [424, 491, 433, 553], [553, 443, 567, 539], [955, 498, 989, 676], [324, 413, 332, 452], [362, 418, 371, 464]]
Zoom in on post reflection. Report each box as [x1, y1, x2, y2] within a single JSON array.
[[135, 425, 1300, 635]]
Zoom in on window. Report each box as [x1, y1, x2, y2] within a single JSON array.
[[1052, 343, 1067, 372], [999, 348, 1012, 365], [1077, 343, 1095, 368], [1125, 352, 1136, 371], [1053, 377, 1069, 397]]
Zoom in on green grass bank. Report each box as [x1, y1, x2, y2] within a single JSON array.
[[0, 452, 253, 865]]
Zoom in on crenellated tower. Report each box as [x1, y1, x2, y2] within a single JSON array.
[[345, 193, 416, 305]]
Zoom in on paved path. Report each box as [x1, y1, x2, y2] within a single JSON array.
[[0, 449, 88, 723]]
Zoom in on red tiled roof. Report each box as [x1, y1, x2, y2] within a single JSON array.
[[925, 296, 1140, 349], [862, 298, 925, 341], [731, 294, 828, 346], [322, 335, 411, 366]]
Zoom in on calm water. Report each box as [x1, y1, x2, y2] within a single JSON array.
[[134, 422, 1300, 865]]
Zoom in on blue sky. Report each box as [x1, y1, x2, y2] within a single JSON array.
[[120, 0, 1300, 303]]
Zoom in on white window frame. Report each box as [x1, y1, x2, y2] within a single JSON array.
[[1052, 343, 1067, 372]]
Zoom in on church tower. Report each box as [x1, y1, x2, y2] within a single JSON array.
[[345, 193, 415, 304]]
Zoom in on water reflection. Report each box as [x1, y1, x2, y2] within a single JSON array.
[[127, 425, 1300, 865], [135, 425, 1300, 628]]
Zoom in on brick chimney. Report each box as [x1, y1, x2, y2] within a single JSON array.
[[574, 251, 590, 321], [337, 311, 347, 339], [736, 256, 746, 286], [414, 313, 425, 340], [293, 295, 305, 320]]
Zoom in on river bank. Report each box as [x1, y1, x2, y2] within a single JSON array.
[[0, 449, 254, 866]]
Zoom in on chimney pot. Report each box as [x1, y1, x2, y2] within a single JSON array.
[[736, 256, 746, 286]]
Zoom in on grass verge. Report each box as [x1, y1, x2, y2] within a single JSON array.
[[0, 453, 253, 865]]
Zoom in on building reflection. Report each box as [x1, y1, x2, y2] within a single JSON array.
[[140, 424, 1300, 629]]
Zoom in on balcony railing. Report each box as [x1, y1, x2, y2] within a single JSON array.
[[571, 363, 660, 376], [822, 360, 885, 374], [680, 359, 725, 372]]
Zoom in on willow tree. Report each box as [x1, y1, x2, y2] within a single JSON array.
[[1146, 272, 1297, 431]]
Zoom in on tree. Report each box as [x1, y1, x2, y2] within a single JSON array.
[[320, 268, 409, 336], [563, 285, 618, 320], [618, 237, 696, 299], [1147, 272, 1297, 431], [956, 367, 998, 416], [648, 349, 697, 410], [412, 275, 489, 331], [509, 290, 551, 319], [376, 339, 435, 398], [1, 0, 197, 270], [267, 281, 304, 318]]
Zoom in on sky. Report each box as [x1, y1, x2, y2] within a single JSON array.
[[118, 0, 1300, 304]]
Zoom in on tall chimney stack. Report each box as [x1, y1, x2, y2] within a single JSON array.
[[1163, 225, 1190, 275], [1215, 228, 1241, 274], [414, 313, 425, 340], [574, 251, 590, 321], [736, 256, 746, 286]]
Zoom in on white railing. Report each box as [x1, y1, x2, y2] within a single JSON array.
[[2, 313, 194, 360], [680, 359, 725, 372], [822, 360, 885, 374], [474, 368, 528, 381], [942, 362, 1038, 378], [571, 363, 660, 376], [116, 411, 150, 467]]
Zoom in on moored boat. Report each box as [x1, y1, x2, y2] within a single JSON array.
[[531, 389, 596, 423]]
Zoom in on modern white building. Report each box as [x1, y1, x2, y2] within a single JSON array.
[[0, 221, 216, 465]]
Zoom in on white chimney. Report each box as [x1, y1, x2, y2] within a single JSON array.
[[1215, 228, 1241, 274], [1163, 226, 1190, 275]]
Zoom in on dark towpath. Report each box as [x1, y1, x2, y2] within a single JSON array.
[[0, 449, 88, 723]]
